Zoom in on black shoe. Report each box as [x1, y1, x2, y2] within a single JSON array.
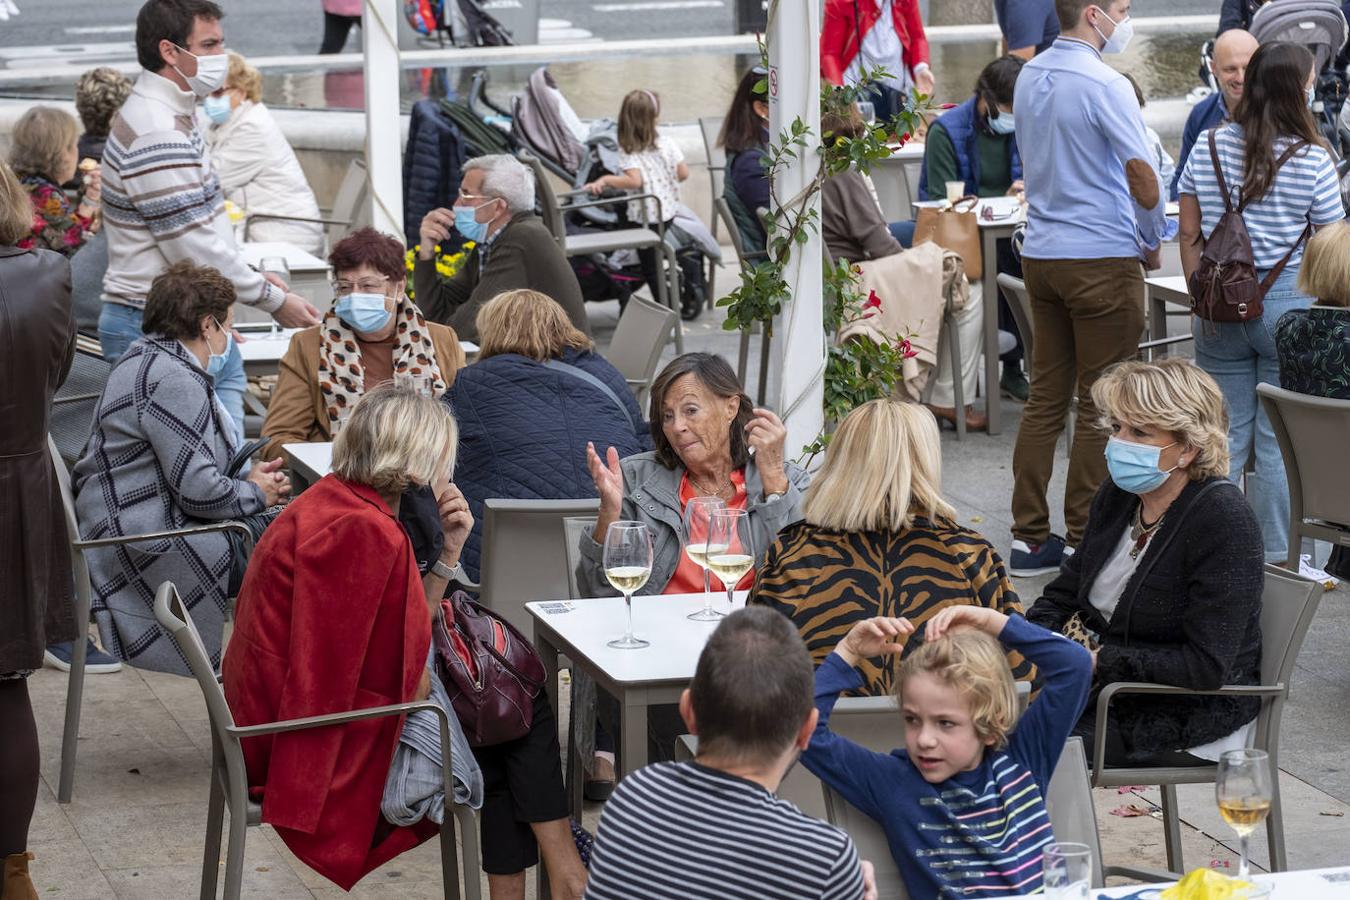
[[1000, 366, 1030, 403]]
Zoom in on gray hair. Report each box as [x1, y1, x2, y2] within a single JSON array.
[[331, 385, 458, 496], [463, 154, 535, 214]]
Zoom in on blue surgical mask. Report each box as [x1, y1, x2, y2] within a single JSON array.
[[1307, 84, 1317, 110], [454, 201, 493, 243], [1104, 436, 1179, 495], [335, 292, 392, 333], [987, 111, 1016, 135], [203, 94, 232, 125], [206, 317, 233, 379]]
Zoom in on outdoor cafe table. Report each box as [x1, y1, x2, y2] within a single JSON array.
[[872, 140, 926, 222], [239, 328, 479, 379], [282, 441, 332, 492], [1007, 866, 1350, 899], [527, 590, 750, 819], [1145, 274, 1191, 357], [236, 240, 332, 323]]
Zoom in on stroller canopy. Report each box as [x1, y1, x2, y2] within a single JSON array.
[[1250, 0, 1348, 73], [511, 68, 591, 177]]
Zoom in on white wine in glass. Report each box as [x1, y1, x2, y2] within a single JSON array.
[[708, 508, 753, 613], [603, 521, 653, 649], [683, 495, 726, 621], [1216, 749, 1273, 880]]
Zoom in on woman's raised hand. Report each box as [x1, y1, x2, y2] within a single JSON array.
[[925, 606, 1009, 642], [835, 616, 914, 668], [587, 442, 624, 513]]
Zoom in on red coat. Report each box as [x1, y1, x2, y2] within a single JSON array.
[[222, 475, 437, 891], [820, 0, 930, 87]]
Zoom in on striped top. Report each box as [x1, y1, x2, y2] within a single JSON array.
[[803, 615, 1093, 899], [1176, 123, 1344, 269], [584, 761, 865, 900]]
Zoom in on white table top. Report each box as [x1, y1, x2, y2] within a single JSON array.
[[238, 329, 479, 366], [1146, 274, 1189, 297], [881, 141, 925, 161], [1005, 866, 1350, 899], [527, 591, 750, 686], [913, 195, 1027, 227], [241, 240, 329, 273], [283, 441, 332, 483]]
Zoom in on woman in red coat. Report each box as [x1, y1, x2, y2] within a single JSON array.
[[820, 0, 935, 121], [223, 386, 587, 897]]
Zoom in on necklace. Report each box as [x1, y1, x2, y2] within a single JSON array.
[[1128, 506, 1166, 560], [689, 472, 733, 499]]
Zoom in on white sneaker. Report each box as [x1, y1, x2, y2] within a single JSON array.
[[1299, 554, 1339, 591]]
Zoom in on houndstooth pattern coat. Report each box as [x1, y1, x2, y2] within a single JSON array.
[[73, 337, 264, 675]]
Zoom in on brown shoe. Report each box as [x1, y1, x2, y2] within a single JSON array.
[[3, 852, 38, 900], [925, 404, 988, 433]]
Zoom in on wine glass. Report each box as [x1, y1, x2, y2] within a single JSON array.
[[683, 495, 727, 621], [1216, 749, 1273, 880], [707, 508, 753, 613], [1042, 842, 1091, 899], [603, 521, 653, 650]]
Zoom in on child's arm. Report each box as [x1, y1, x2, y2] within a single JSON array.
[[584, 168, 644, 196], [676, 161, 689, 182], [801, 618, 913, 822]]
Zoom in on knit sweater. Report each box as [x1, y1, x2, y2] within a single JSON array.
[[101, 71, 283, 313]]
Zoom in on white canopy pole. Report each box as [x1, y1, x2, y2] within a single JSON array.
[[768, 0, 826, 459], [362, 0, 404, 237]]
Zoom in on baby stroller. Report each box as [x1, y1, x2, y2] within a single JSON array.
[[495, 67, 720, 320], [1251, 0, 1348, 148]]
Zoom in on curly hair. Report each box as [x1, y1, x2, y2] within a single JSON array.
[[142, 261, 236, 340], [74, 67, 133, 138], [898, 629, 1020, 750], [225, 52, 264, 103], [328, 227, 407, 283]]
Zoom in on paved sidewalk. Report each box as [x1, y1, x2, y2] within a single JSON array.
[[24, 293, 1350, 897]]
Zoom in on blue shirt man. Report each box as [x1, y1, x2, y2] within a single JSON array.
[[995, 0, 1059, 57], [1172, 93, 1227, 201], [1171, 29, 1257, 199]]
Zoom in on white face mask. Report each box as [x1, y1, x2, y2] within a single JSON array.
[[1091, 5, 1134, 54], [172, 44, 229, 97]]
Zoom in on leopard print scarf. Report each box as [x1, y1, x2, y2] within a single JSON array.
[[318, 296, 446, 431]]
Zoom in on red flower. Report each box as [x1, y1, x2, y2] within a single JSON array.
[[863, 290, 882, 311], [898, 337, 918, 359]]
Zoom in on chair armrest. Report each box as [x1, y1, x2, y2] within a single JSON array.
[[625, 378, 648, 387], [560, 191, 663, 229], [1092, 681, 1284, 775], [52, 393, 101, 406], [244, 212, 351, 228], [227, 699, 442, 738], [74, 520, 254, 551]]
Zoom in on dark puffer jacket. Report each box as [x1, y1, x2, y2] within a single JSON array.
[[444, 347, 652, 580], [403, 100, 467, 247], [1027, 477, 1264, 757]]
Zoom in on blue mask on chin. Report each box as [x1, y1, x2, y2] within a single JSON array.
[[335, 292, 393, 333], [987, 111, 1016, 135], [206, 318, 233, 379], [453, 202, 492, 243], [1104, 436, 1179, 495], [203, 94, 232, 125]]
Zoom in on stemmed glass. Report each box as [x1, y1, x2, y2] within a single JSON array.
[[1216, 749, 1273, 880], [683, 496, 727, 621], [707, 508, 753, 613], [603, 521, 653, 650]]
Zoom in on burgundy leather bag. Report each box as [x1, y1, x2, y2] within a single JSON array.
[[1188, 131, 1312, 324], [434, 591, 546, 747]]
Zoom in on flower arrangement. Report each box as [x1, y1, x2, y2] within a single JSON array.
[[404, 241, 475, 299]]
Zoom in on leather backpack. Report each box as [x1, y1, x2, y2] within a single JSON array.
[[434, 591, 545, 747], [1188, 130, 1312, 323]]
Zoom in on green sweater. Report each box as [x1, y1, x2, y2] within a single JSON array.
[[924, 122, 1015, 199]]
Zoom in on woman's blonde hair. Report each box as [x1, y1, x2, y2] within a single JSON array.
[[0, 162, 33, 246], [898, 629, 1020, 749], [476, 289, 593, 361], [1296, 221, 1350, 307], [1091, 359, 1230, 481], [225, 52, 264, 103], [803, 399, 957, 532], [617, 89, 660, 155], [331, 386, 458, 496], [9, 106, 78, 183]]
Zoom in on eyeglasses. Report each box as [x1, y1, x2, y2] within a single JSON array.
[[457, 190, 498, 203], [331, 277, 390, 296], [980, 206, 1016, 222]]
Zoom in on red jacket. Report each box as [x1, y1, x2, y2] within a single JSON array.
[[222, 475, 437, 891], [820, 0, 930, 87]]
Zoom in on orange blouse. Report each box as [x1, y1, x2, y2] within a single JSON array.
[[663, 469, 755, 594]]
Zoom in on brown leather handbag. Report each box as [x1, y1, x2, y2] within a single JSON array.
[[913, 195, 983, 280], [434, 591, 546, 747]]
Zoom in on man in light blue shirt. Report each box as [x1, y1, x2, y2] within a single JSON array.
[[1007, 0, 1173, 577]]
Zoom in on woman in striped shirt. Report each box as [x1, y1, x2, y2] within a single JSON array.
[[1176, 41, 1345, 563]]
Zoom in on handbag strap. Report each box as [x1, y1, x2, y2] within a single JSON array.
[[542, 359, 641, 432]]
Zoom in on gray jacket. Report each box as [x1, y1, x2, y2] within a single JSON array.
[[576, 451, 810, 598]]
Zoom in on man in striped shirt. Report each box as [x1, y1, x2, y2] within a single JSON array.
[[99, 0, 321, 437], [584, 608, 873, 900]]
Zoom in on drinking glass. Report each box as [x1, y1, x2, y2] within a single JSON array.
[[603, 521, 653, 649], [707, 508, 753, 613], [857, 100, 876, 125], [683, 496, 727, 621], [1217, 749, 1273, 880], [1042, 842, 1091, 899], [395, 372, 434, 398], [945, 180, 965, 204]]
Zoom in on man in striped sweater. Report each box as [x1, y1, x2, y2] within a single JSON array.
[[584, 608, 874, 900], [99, 0, 320, 436]]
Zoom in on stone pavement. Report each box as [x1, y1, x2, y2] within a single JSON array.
[[24, 294, 1350, 898]]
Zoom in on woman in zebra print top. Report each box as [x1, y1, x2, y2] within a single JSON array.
[[750, 399, 1032, 694]]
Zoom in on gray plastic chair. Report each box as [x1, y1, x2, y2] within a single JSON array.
[[152, 581, 482, 900], [47, 435, 253, 805], [1088, 563, 1322, 873], [1257, 383, 1350, 570], [478, 498, 601, 639], [697, 115, 726, 306], [602, 293, 677, 408], [561, 516, 597, 601], [244, 157, 368, 254]]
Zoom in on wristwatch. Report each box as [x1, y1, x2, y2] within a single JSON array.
[[431, 559, 463, 582]]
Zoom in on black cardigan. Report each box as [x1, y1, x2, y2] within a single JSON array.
[[1026, 477, 1265, 756]]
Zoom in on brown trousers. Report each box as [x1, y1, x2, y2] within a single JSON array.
[[1012, 257, 1146, 545]]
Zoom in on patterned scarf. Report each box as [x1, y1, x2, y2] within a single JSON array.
[[318, 296, 447, 431]]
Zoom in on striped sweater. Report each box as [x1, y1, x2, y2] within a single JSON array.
[[803, 615, 1093, 899], [100, 71, 283, 313]]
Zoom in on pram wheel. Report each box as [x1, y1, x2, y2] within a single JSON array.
[[680, 283, 705, 321]]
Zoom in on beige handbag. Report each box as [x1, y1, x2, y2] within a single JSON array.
[[913, 196, 982, 280]]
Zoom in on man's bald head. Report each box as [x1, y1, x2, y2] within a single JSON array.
[[1213, 29, 1259, 110]]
